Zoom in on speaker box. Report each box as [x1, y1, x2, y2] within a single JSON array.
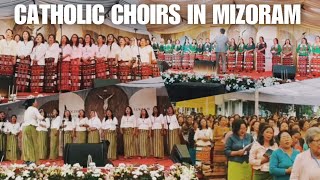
[[272, 65, 296, 80], [64, 140, 111, 167], [94, 79, 120, 88], [0, 75, 13, 98], [170, 144, 192, 164]]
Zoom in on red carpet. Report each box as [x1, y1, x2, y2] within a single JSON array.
[[1, 156, 174, 168]]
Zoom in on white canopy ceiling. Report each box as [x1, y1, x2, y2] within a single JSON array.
[[223, 78, 320, 106]]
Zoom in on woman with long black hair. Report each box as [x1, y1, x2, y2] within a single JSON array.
[[81, 34, 96, 89], [120, 106, 136, 159], [49, 108, 61, 160], [36, 109, 50, 159], [282, 39, 293, 66], [70, 34, 82, 91], [95, 35, 109, 79], [4, 115, 20, 161], [44, 34, 60, 92], [101, 109, 118, 160], [137, 108, 152, 158], [59, 35, 72, 91], [256, 36, 267, 72], [60, 110, 75, 148], [151, 106, 165, 158], [74, 109, 88, 144], [87, 110, 101, 144]]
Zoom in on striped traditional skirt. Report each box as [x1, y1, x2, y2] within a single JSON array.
[[118, 62, 132, 83], [0, 55, 15, 76], [123, 128, 136, 157], [244, 52, 254, 71], [283, 55, 293, 66], [6, 134, 18, 161], [104, 130, 117, 159], [30, 64, 44, 93], [227, 52, 236, 72], [75, 131, 87, 143], [0, 133, 4, 153], [210, 52, 216, 62], [228, 161, 252, 180], [311, 55, 320, 76], [152, 129, 164, 158], [298, 56, 309, 76], [44, 58, 57, 93], [15, 56, 31, 92], [70, 58, 81, 91], [141, 64, 153, 79], [236, 52, 244, 72], [95, 58, 109, 79], [203, 52, 211, 61], [63, 131, 73, 147], [58, 61, 71, 91], [172, 53, 181, 69], [272, 55, 281, 66], [88, 130, 100, 143], [157, 52, 165, 61], [49, 129, 59, 160], [152, 63, 160, 77], [107, 58, 117, 79], [138, 129, 149, 157], [82, 60, 95, 89], [256, 52, 265, 72], [37, 131, 48, 160], [22, 125, 38, 162], [169, 129, 180, 153]]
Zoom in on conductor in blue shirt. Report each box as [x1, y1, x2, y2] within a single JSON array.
[[215, 28, 229, 74]]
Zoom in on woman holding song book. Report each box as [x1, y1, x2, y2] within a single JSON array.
[[60, 110, 75, 148], [225, 119, 253, 180], [249, 125, 278, 180], [74, 109, 88, 144], [49, 108, 61, 160]]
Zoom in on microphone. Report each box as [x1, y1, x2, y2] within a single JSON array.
[[302, 32, 306, 35], [36, 26, 43, 33]]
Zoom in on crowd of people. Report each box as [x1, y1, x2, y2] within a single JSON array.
[[151, 28, 320, 77], [0, 29, 159, 93], [1, 102, 320, 180]]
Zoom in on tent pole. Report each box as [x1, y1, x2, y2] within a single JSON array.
[[255, 88, 259, 116]]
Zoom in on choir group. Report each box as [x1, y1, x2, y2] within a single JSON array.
[[0, 103, 181, 163], [151, 35, 320, 76], [0, 29, 159, 93]]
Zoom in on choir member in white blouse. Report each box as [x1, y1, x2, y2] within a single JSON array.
[[118, 36, 133, 65], [95, 35, 108, 59], [45, 34, 60, 65], [87, 110, 101, 143], [36, 109, 50, 159], [138, 38, 156, 64], [49, 108, 61, 160], [194, 118, 213, 147], [4, 115, 20, 161], [60, 35, 72, 62], [130, 37, 139, 64], [165, 106, 181, 152], [17, 31, 33, 60], [74, 109, 88, 143], [82, 34, 96, 62], [70, 34, 82, 60], [136, 108, 152, 158], [120, 106, 137, 158], [0, 29, 17, 59], [60, 110, 75, 147], [106, 34, 120, 61], [30, 33, 46, 66], [151, 106, 165, 158], [101, 109, 118, 160], [59, 35, 72, 91]]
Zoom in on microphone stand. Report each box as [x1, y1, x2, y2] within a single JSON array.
[[59, 24, 63, 93], [164, 109, 170, 155], [134, 28, 142, 80], [61, 119, 65, 157], [0, 123, 5, 162]]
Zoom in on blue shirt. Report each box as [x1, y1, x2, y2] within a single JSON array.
[[215, 34, 228, 53], [269, 148, 300, 180], [225, 133, 253, 163]]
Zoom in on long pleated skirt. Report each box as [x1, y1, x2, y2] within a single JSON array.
[[76, 131, 87, 143], [88, 130, 100, 143], [22, 125, 38, 162], [123, 128, 136, 157], [0, 133, 4, 153], [49, 129, 59, 160], [104, 130, 117, 159], [63, 131, 73, 147], [37, 131, 48, 160], [138, 130, 149, 157], [228, 161, 252, 180], [153, 129, 164, 158], [253, 170, 273, 180], [169, 129, 180, 153], [6, 134, 18, 161]]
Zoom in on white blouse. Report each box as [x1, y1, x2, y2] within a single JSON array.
[[120, 115, 136, 128], [150, 114, 165, 130], [194, 128, 213, 146], [70, 45, 82, 59], [101, 117, 118, 130], [118, 46, 132, 61], [50, 116, 62, 130], [0, 39, 17, 56], [139, 45, 154, 63], [4, 122, 20, 135], [61, 118, 75, 131], [106, 42, 120, 58], [137, 117, 152, 130], [17, 40, 33, 57], [23, 106, 44, 127], [82, 44, 96, 60], [130, 45, 139, 59], [36, 118, 50, 132], [165, 115, 180, 130], [45, 43, 60, 63], [61, 44, 72, 61], [74, 117, 88, 131], [95, 44, 108, 59], [30, 43, 47, 65], [87, 117, 102, 129]]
